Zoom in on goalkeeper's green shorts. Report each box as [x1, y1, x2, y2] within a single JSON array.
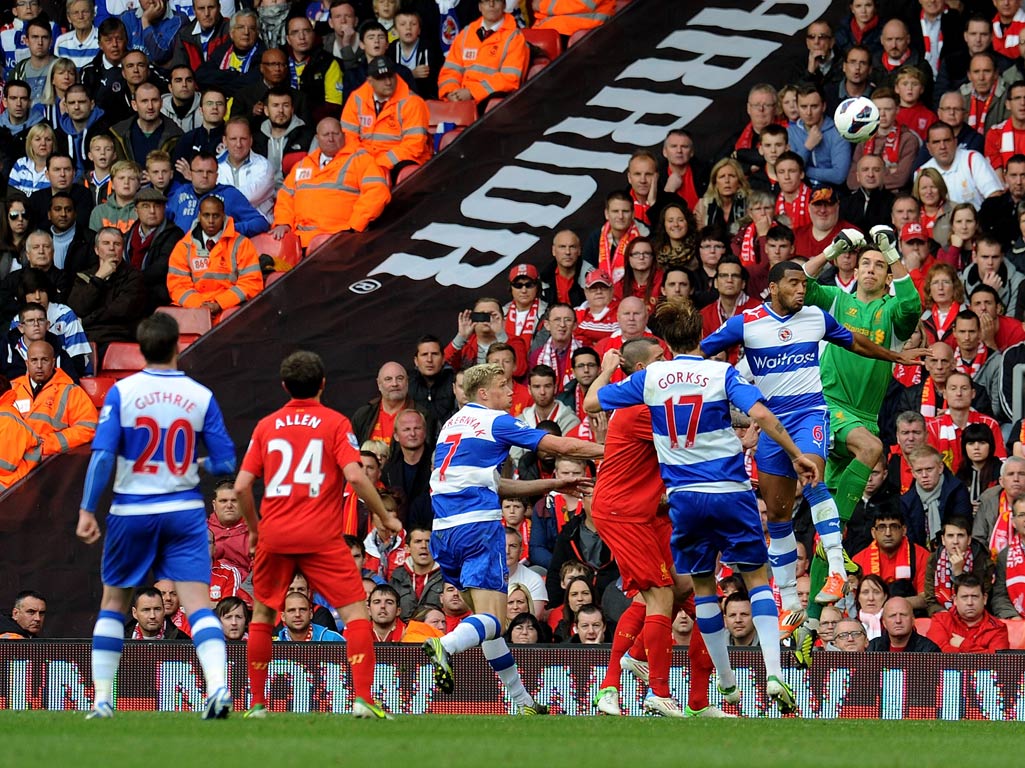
[[825, 407, 880, 488]]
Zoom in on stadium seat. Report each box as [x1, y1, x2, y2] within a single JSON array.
[[307, 233, 334, 253], [101, 343, 146, 380], [155, 306, 213, 347], [527, 61, 549, 80], [265, 271, 285, 287], [250, 231, 302, 268], [522, 28, 562, 61], [568, 29, 589, 47], [218, 306, 242, 323], [484, 97, 505, 114], [395, 164, 421, 185], [914, 617, 931, 636], [1003, 619, 1025, 650], [78, 376, 116, 408], [426, 100, 477, 133], [615, 0, 631, 9], [438, 128, 465, 151], [281, 151, 307, 179], [88, 341, 98, 376]]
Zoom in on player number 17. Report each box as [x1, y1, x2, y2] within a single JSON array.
[[266, 438, 326, 498], [662, 394, 703, 449]]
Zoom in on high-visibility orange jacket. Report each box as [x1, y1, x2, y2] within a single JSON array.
[[0, 404, 42, 489], [438, 14, 528, 104], [1, 368, 97, 456], [273, 148, 391, 246], [340, 78, 433, 172], [167, 217, 264, 310], [533, 0, 614, 35]]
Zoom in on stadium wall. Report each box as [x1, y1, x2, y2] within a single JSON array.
[[4, 643, 1025, 720]]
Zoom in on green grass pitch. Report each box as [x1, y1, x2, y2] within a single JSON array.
[[0, 713, 1018, 768]]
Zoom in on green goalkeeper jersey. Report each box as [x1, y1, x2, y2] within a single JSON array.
[[804, 274, 922, 422]]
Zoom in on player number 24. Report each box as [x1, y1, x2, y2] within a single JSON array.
[[266, 438, 326, 497], [662, 394, 703, 449]]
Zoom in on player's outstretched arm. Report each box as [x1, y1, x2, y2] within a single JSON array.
[[344, 462, 402, 533], [234, 470, 261, 556], [747, 403, 820, 486], [583, 349, 622, 414], [498, 476, 594, 500], [846, 332, 932, 366], [538, 434, 604, 461], [77, 449, 117, 545]]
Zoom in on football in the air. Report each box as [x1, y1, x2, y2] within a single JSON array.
[[833, 96, 880, 143]]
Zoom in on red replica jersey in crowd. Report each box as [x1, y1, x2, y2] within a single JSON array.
[[241, 398, 362, 553], [591, 404, 665, 522]]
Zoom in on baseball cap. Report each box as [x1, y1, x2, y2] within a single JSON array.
[[900, 221, 926, 242], [367, 56, 395, 78], [508, 263, 539, 282], [585, 268, 613, 287], [136, 187, 167, 204], [809, 187, 839, 205]]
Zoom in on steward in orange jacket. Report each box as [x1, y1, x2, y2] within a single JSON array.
[[1, 341, 97, 456], [532, 0, 614, 36], [340, 58, 433, 176], [167, 201, 264, 312], [273, 131, 391, 247], [0, 403, 42, 488], [438, 10, 528, 105]]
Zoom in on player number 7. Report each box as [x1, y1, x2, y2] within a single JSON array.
[[437, 433, 462, 481], [662, 394, 703, 449]]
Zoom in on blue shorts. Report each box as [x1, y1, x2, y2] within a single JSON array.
[[101, 509, 211, 587], [755, 409, 829, 479], [668, 490, 768, 576], [430, 520, 508, 593]]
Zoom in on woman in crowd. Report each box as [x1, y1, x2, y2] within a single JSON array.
[[31, 57, 78, 129], [834, 0, 882, 55], [854, 573, 889, 640], [615, 236, 662, 314], [548, 575, 594, 642], [505, 612, 551, 645], [652, 201, 698, 272], [506, 583, 535, 623], [939, 203, 977, 271], [920, 262, 964, 346], [694, 158, 749, 234], [503, 267, 546, 351], [0, 192, 31, 281], [778, 84, 800, 124], [9, 123, 56, 196], [914, 169, 952, 247], [216, 596, 250, 641], [689, 225, 729, 308], [955, 423, 1002, 513]]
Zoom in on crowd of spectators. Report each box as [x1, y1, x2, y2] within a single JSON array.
[[7, 0, 1025, 661]]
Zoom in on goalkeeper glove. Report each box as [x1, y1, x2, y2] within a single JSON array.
[[822, 228, 865, 262], [869, 224, 901, 265]]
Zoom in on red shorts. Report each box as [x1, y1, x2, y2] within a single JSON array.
[[252, 543, 365, 611], [593, 514, 674, 593]]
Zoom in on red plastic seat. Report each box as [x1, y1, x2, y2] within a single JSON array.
[[281, 151, 307, 178], [218, 306, 242, 323], [527, 61, 549, 80], [483, 96, 505, 114], [264, 271, 285, 287], [78, 376, 116, 408], [568, 29, 589, 47], [101, 343, 146, 380], [307, 233, 335, 253], [438, 128, 465, 151], [1003, 619, 1025, 650], [250, 231, 302, 268], [394, 164, 421, 186], [154, 306, 213, 347], [914, 617, 932, 636], [522, 28, 562, 61], [614, 0, 631, 9], [426, 100, 477, 132]]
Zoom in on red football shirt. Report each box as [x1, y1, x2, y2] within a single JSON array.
[[591, 404, 665, 523], [241, 399, 362, 553]]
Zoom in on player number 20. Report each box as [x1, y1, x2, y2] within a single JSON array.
[[662, 394, 703, 449], [266, 438, 326, 497]]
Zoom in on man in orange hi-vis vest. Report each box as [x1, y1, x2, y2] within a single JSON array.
[[438, 0, 529, 108], [341, 56, 432, 185], [271, 117, 391, 248], [532, 0, 615, 37]]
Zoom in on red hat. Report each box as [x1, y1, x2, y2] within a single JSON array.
[[900, 222, 926, 242], [508, 263, 539, 282], [585, 268, 613, 287]]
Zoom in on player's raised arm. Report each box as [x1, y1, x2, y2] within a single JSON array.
[[746, 402, 820, 486], [583, 349, 622, 414], [804, 228, 865, 277]]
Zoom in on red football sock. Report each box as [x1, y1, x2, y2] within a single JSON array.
[[344, 618, 377, 703], [628, 629, 648, 662], [600, 601, 645, 689], [687, 625, 713, 711], [247, 621, 273, 708], [644, 614, 673, 698]]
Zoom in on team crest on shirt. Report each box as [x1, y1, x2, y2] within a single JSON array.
[[210, 585, 222, 600], [846, 307, 858, 316], [875, 310, 882, 321], [347, 432, 359, 449], [777, 328, 793, 342]]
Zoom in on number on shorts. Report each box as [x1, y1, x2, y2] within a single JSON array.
[[662, 394, 703, 449], [132, 417, 195, 476], [437, 433, 462, 481], [266, 439, 326, 497]]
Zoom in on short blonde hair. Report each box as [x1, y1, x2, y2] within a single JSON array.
[[24, 123, 56, 164], [463, 363, 505, 401], [110, 160, 142, 179]]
